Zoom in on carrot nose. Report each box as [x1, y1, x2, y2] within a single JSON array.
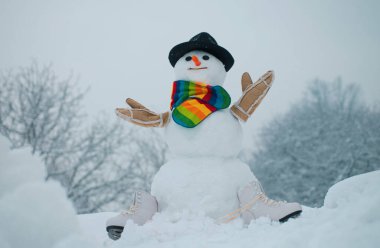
[[192, 56, 201, 66]]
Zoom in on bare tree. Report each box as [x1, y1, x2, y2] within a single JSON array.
[[249, 79, 380, 207], [0, 62, 84, 156], [0, 63, 167, 213], [60, 124, 167, 214]]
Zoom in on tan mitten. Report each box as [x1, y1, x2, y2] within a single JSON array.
[[116, 98, 170, 128], [230, 71, 274, 122]]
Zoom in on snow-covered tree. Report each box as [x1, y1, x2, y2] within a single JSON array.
[[0, 63, 166, 213], [249, 79, 380, 206]]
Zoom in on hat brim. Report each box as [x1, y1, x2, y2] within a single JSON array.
[[169, 42, 234, 72]]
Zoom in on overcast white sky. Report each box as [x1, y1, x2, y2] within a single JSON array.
[[1, 0, 379, 145]]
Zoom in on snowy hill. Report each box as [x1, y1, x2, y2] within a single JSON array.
[[77, 170, 380, 248]]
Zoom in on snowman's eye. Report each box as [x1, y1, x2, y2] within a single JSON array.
[[185, 56, 192, 61], [202, 55, 210, 60]]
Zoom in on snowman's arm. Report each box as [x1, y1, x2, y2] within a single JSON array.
[[230, 71, 274, 122], [116, 98, 170, 128]]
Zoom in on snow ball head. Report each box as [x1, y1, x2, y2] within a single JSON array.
[[174, 51, 227, 86]]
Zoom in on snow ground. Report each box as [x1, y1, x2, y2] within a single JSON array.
[[78, 170, 380, 248], [1, 135, 379, 248]]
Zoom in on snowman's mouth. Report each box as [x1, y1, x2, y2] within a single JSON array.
[[188, 67, 208, 70]]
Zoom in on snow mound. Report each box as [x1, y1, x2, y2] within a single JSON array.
[[324, 170, 380, 209], [0, 181, 79, 248], [0, 136, 95, 248], [0, 138, 45, 198], [78, 170, 380, 248]]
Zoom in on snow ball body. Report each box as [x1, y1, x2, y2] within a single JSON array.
[[151, 51, 257, 218]]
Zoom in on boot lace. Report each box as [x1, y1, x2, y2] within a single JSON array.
[[257, 193, 284, 206], [121, 204, 138, 215], [250, 181, 285, 206]]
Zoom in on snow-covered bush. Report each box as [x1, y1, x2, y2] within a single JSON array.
[[249, 79, 380, 206]]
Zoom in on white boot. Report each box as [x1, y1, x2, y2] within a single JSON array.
[[237, 181, 302, 224], [106, 191, 158, 240]]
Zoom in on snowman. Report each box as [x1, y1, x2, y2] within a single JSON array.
[[106, 32, 302, 240]]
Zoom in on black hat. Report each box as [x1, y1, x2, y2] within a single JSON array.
[[168, 32, 234, 72]]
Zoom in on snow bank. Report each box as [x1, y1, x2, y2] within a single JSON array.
[[78, 170, 380, 248], [0, 137, 94, 248]]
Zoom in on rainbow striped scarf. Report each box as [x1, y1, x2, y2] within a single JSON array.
[[170, 80, 231, 128]]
